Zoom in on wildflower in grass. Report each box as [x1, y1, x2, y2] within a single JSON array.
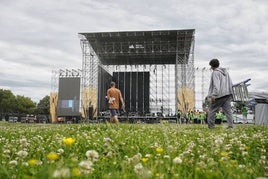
[[17, 150, 28, 158], [164, 155, 170, 159], [3, 149, 11, 158], [196, 161, 206, 168], [85, 150, 99, 162], [79, 160, 94, 174], [104, 137, 112, 142], [20, 138, 29, 147], [128, 153, 142, 164], [200, 154, 207, 160], [28, 159, 41, 166], [173, 157, 182, 164], [156, 147, 164, 154], [72, 167, 81, 177], [242, 151, 248, 156], [220, 151, 229, 157], [9, 160, 18, 167], [238, 164, 246, 168], [239, 144, 246, 151], [47, 152, 59, 161], [57, 148, 64, 155], [155, 173, 161, 177], [215, 138, 223, 146], [141, 157, 148, 163], [106, 151, 113, 158], [259, 155, 266, 165], [145, 154, 152, 158], [134, 163, 143, 175], [62, 137, 75, 146], [22, 162, 29, 166], [53, 167, 70, 178]]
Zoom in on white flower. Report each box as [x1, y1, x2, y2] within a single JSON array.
[[134, 163, 143, 175], [57, 148, 64, 155], [79, 160, 94, 174], [261, 155, 266, 160], [214, 138, 223, 146], [106, 151, 113, 158], [145, 154, 151, 158], [242, 151, 248, 156], [104, 137, 112, 142], [238, 164, 245, 168], [164, 155, 170, 159], [53, 168, 70, 178], [22, 162, 29, 167], [3, 149, 10, 154], [173, 157, 182, 164], [20, 138, 27, 144], [17, 150, 28, 158], [79, 160, 93, 170], [85, 150, 99, 162], [20, 138, 29, 147], [9, 160, 18, 166]]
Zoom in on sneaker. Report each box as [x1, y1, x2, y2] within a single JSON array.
[[226, 126, 233, 129]]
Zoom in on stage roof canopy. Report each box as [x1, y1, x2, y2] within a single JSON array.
[[79, 29, 195, 65]]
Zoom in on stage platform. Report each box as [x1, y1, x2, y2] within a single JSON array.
[[88, 116, 178, 124]]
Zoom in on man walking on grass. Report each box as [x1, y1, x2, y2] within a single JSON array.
[[207, 59, 234, 129], [106, 81, 125, 124]]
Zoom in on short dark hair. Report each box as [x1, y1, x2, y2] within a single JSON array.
[[110, 81, 116, 87], [209, 59, 220, 68]]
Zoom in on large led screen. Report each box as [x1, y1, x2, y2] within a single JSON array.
[[57, 77, 80, 116]]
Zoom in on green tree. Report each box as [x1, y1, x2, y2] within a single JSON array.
[[0, 89, 17, 114], [35, 95, 50, 115], [15, 95, 36, 114]]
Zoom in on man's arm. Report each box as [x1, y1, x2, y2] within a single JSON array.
[[106, 90, 110, 100], [119, 92, 125, 111]]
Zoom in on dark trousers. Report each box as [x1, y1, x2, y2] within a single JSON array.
[[207, 95, 233, 128]]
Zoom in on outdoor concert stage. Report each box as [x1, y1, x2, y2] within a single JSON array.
[[50, 29, 196, 123]]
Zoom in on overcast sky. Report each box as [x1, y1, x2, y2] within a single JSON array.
[[0, 0, 267, 102]]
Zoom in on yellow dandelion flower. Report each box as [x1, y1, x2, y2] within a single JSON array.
[[220, 151, 229, 157], [72, 167, 81, 177], [155, 173, 161, 177], [141, 157, 148, 163], [28, 159, 39, 165], [156, 147, 164, 153], [47, 152, 59, 161], [63, 137, 75, 146]]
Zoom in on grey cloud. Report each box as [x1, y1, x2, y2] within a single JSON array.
[[0, 0, 267, 102]]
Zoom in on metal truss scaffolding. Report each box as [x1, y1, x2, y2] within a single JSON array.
[[175, 32, 195, 115], [79, 30, 195, 117], [80, 36, 100, 119]]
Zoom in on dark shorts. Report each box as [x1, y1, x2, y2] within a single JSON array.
[[109, 109, 119, 117]]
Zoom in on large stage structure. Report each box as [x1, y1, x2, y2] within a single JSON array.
[[78, 29, 195, 119]]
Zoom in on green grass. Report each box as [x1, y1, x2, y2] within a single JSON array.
[[0, 123, 267, 178]]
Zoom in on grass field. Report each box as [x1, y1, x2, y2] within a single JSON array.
[[0, 122, 267, 178]]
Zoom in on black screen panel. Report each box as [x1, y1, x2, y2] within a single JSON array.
[[57, 77, 80, 116]]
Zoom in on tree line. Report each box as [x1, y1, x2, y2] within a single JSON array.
[[0, 89, 49, 119]]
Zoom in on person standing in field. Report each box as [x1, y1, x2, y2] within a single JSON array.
[[241, 106, 248, 124], [106, 81, 125, 123], [207, 59, 234, 129]]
